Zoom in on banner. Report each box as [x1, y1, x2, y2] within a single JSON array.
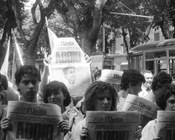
[[86, 111, 140, 140], [6, 101, 63, 140], [49, 36, 92, 97], [122, 94, 160, 127], [157, 111, 175, 140]]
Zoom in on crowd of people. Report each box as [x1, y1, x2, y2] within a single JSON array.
[[0, 60, 175, 140]]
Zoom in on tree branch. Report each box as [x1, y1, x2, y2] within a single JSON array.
[[31, 0, 40, 24], [29, 0, 45, 54], [12, 0, 28, 47]]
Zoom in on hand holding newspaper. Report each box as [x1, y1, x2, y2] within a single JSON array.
[[6, 101, 63, 140]]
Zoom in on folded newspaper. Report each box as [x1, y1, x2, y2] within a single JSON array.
[[122, 94, 160, 127]]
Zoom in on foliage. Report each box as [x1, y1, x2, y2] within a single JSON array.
[[144, 0, 171, 39], [0, 0, 174, 67]]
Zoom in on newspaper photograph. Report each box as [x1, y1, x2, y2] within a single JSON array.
[[86, 111, 140, 140], [157, 111, 175, 140], [6, 101, 63, 140], [122, 94, 160, 127], [49, 37, 92, 97]]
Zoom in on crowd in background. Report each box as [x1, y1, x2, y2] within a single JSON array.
[[0, 56, 175, 140]]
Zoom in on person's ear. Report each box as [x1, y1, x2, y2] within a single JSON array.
[[128, 83, 132, 88]]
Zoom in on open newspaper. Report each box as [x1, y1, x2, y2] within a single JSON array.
[[6, 101, 63, 140], [86, 111, 140, 140], [49, 37, 92, 97], [122, 94, 160, 127], [157, 111, 175, 140]]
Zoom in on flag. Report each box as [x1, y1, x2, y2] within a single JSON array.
[[13, 33, 24, 66], [11, 33, 24, 83], [47, 27, 58, 52], [45, 17, 55, 52], [0, 37, 11, 77]]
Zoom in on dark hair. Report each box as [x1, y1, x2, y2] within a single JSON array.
[[43, 81, 71, 106], [84, 81, 117, 111], [155, 83, 175, 110], [0, 74, 8, 91], [15, 65, 41, 85], [120, 69, 145, 90], [94, 70, 101, 80], [152, 71, 172, 92]]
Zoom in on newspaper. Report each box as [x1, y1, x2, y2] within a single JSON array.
[[86, 111, 140, 140], [49, 37, 92, 97], [6, 101, 63, 140], [0, 105, 7, 140], [0, 105, 7, 117], [157, 111, 175, 140], [122, 94, 160, 127]]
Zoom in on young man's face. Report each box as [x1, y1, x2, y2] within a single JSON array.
[[65, 68, 76, 84], [18, 74, 39, 102], [129, 82, 142, 95]]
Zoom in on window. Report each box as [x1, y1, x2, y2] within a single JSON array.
[[154, 32, 160, 41], [169, 50, 175, 57]]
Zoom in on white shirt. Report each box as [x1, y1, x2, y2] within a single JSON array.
[[141, 119, 157, 140]]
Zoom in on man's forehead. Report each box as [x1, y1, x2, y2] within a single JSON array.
[[144, 73, 153, 77], [21, 74, 38, 80]]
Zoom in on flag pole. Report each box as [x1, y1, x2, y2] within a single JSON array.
[[45, 17, 53, 53], [12, 30, 24, 66]]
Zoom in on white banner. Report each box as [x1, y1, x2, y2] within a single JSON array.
[[86, 111, 140, 140], [6, 101, 63, 140], [49, 37, 92, 97]]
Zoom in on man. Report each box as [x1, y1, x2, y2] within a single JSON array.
[[138, 70, 155, 102], [63, 66, 77, 85], [0, 65, 68, 140], [117, 69, 145, 111], [0, 65, 41, 139]]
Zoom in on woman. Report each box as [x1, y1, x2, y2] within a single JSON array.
[[42, 81, 72, 134], [140, 83, 175, 140], [43, 80, 71, 113], [71, 80, 120, 140], [73, 81, 142, 140]]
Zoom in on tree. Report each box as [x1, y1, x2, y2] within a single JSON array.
[[0, 0, 172, 68], [0, 0, 17, 69], [166, 0, 175, 37], [104, 0, 152, 68], [145, 0, 171, 39], [0, 0, 110, 66]]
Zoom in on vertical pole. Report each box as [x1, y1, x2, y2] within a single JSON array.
[[102, 23, 105, 53]]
